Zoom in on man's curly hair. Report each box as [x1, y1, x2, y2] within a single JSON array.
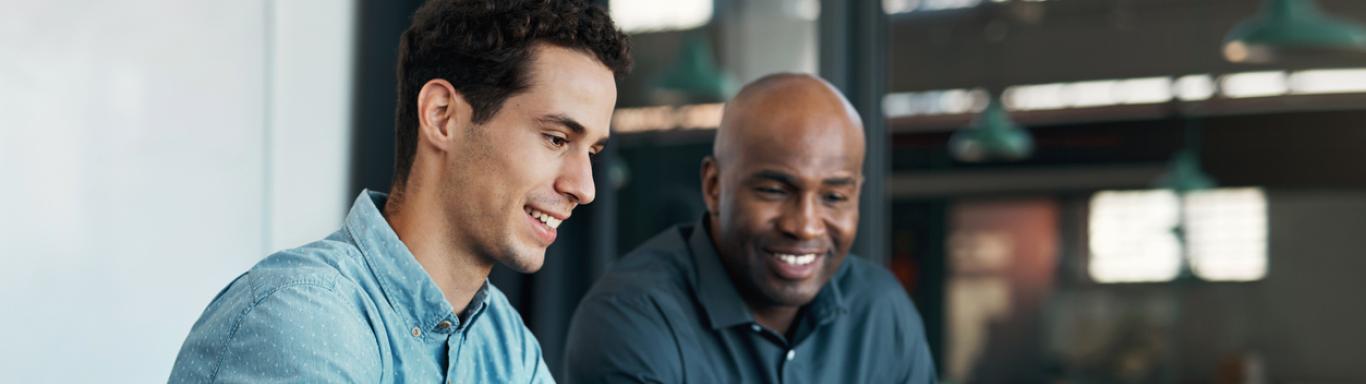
[[392, 0, 632, 187]]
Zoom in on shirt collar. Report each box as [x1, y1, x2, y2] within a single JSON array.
[[687, 217, 850, 330], [806, 266, 848, 327], [343, 190, 488, 332], [687, 218, 754, 329]]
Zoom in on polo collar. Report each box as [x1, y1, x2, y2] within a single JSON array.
[[687, 218, 755, 329]]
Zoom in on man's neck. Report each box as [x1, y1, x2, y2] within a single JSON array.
[[384, 189, 492, 315]]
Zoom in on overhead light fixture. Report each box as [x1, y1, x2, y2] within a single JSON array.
[[1155, 148, 1217, 194], [1223, 0, 1366, 63], [655, 33, 736, 104], [949, 93, 1033, 162], [1155, 124, 1216, 194], [1152, 124, 1218, 282]]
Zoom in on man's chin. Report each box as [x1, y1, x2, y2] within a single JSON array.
[[497, 250, 546, 274], [759, 282, 822, 307]]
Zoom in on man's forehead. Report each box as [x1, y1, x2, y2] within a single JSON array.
[[732, 153, 863, 182], [717, 85, 865, 169], [515, 45, 617, 139], [738, 117, 862, 154]]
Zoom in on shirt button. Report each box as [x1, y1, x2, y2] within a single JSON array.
[[411, 326, 422, 337], [437, 320, 453, 330], [786, 349, 796, 361], [751, 324, 762, 333]]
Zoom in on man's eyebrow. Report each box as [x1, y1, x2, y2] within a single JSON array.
[[538, 114, 585, 134], [750, 170, 797, 186], [823, 176, 858, 186], [540, 113, 609, 147], [748, 170, 858, 188]]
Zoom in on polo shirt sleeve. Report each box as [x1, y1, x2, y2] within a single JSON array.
[[891, 290, 938, 384], [170, 279, 381, 383], [562, 295, 681, 384]]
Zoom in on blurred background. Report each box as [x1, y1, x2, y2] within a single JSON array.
[[4, 0, 1366, 382]]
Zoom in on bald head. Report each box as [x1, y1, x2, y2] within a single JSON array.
[[700, 73, 867, 322], [714, 73, 865, 165]]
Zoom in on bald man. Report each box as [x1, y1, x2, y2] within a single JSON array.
[[563, 74, 936, 383]]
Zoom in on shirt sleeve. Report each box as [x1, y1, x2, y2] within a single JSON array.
[[528, 354, 554, 384], [893, 291, 938, 384], [561, 295, 681, 384], [170, 281, 381, 383], [519, 316, 554, 384]]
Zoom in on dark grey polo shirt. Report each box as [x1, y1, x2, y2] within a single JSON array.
[[563, 219, 936, 383]]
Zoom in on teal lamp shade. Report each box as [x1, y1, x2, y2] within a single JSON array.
[[949, 95, 1033, 162], [1224, 0, 1366, 63], [1155, 149, 1217, 194], [656, 34, 736, 103]]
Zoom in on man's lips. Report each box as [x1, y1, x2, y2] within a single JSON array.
[[763, 248, 828, 280], [524, 205, 568, 229], [524, 205, 569, 245]]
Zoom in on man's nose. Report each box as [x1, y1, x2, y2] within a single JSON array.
[[778, 195, 825, 240], [555, 150, 596, 206]]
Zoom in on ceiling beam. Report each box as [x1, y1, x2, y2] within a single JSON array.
[[888, 0, 1366, 92]]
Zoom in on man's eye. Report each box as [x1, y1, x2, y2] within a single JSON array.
[[545, 134, 569, 147], [824, 193, 849, 203], [756, 187, 786, 196]]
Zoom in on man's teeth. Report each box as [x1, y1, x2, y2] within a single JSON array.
[[528, 209, 562, 229], [775, 253, 818, 266]]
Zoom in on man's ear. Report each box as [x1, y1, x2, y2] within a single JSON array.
[[701, 156, 721, 217], [415, 79, 473, 152]]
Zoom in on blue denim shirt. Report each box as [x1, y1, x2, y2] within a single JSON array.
[[170, 190, 553, 383]]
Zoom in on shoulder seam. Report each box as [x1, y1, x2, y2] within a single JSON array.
[[206, 280, 341, 382], [582, 291, 667, 312]]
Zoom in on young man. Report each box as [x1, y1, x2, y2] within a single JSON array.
[[169, 0, 630, 382], [563, 74, 936, 383]]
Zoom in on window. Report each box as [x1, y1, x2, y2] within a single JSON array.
[[1183, 188, 1268, 281], [884, 0, 1046, 14], [1088, 190, 1184, 283], [1088, 188, 1268, 283], [610, 0, 712, 33]]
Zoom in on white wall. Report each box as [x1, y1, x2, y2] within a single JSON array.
[[268, 0, 355, 251], [0, 1, 354, 382]]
